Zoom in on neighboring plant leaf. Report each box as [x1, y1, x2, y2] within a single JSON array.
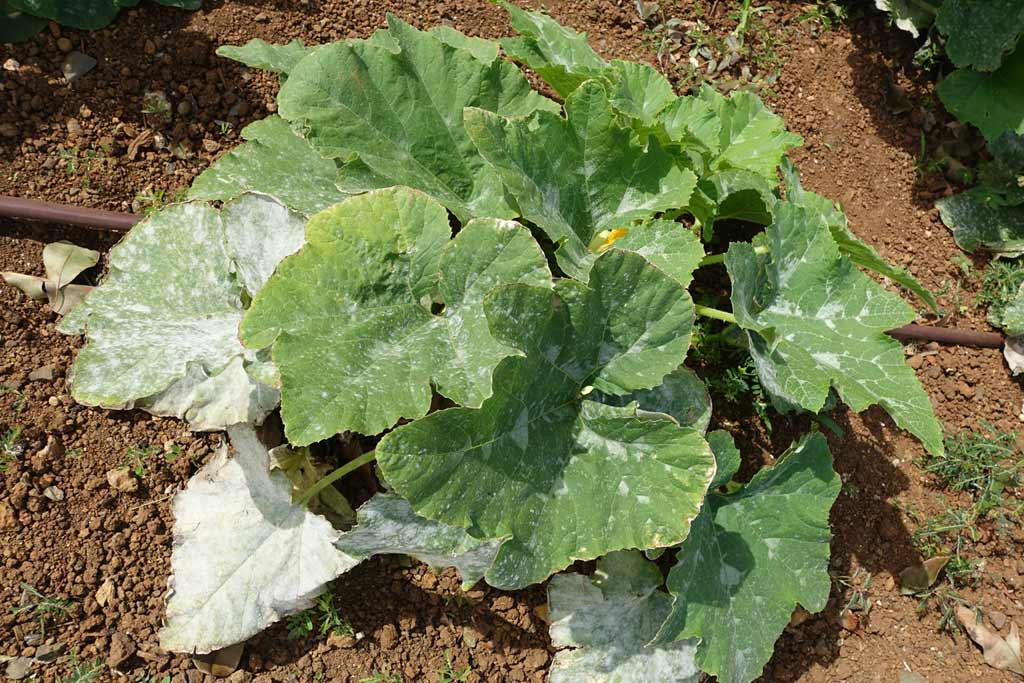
[[336, 493, 503, 589], [874, 0, 935, 38], [188, 115, 349, 217], [220, 192, 306, 296], [602, 219, 705, 288], [654, 433, 841, 683], [1005, 335, 1024, 376], [782, 160, 940, 313], [6, 0, 198, 30], [0, 0, 45, 43], [935, 0, 1024, 72], [606, 60, 677, 124], [377, 250, 715, 589], [956, 605, 1024, 675], [596, 366, 712, 435], [497, 0, 609, 96], [898, 555, 950, 595], [241, 187, 551, 445], [428, 25, 500, 63], [937, 188, 1024, 255], [707, 429, 741, 489], [547, 551, 701, 683], [276, 14, 557, 222], [161, 425, 358, 654], [695, 170, 775, 228], [1003, 285, 1024, 337], [725, 200, 944, 456], [61, 197, 290, 431], [938, 46, 1024, 142], [217, 39, 314, 76], [466, 80, 697, 279]]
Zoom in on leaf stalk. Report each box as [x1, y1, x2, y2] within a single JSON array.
[[694, 305, 738, 324], [297, 450, 378, 507], [699, 244, 769, 267]]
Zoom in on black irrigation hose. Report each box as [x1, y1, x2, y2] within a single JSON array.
[[0, 195, 1008, 349]]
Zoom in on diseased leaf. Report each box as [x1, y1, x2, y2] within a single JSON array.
[[547, 551, 701, 683], [188, 116, 349, 217], [217, 39, 314, 76], [874, 0, 935, 38], [6, 0, 197, 30], [782, 160, 939, 313], [701, 87, 803, 181], [707, 429, 740, 489], [497, 0, 608, 96], [276, 14, 557, 222], [937, 188, 1024, 255], [377, 250, 714, 589], [956, 605, 1024, 675], [161, 425, 357, 654], [938, 46, 1024, 142], [935, 0, 1024, 72], [606, 60, 677, 124], [62, 196, 295, 431], [2, 240, 99, 316], [428, 25, 500, 63], [241, 187, 551, 445], [336, 493, 502, 589], [602, 219, 704, 288], [725, 200, 943, 455], [654, 433, 841, 683], [466, 80, 697, 279], [596, 366, 712, 435]]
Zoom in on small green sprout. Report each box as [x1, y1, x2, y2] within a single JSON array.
[[11, 583, 74, 637], [437, 651, 471, 683]]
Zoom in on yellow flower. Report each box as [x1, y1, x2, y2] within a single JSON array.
[[596, 227, 629, 253]]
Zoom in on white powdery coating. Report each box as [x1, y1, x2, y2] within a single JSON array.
[[161, 426, 357, 654], [223, 193, 307, 296]]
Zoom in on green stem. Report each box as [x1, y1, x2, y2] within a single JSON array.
[[297, 450, 378, 507], [905, 0, 939, 15], [694, 305, 738, 324], [698, 244, 769, 267], [735, 0, 753, 40]]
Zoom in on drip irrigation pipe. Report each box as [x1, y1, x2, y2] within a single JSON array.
[[0, 195, 1009, 349]]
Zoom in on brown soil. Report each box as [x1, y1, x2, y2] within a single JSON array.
[[2, 2, 1023, 683]]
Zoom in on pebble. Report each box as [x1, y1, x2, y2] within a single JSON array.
[[61, 51, 97, 81], [33, 642, 64, 663], [0, 501, 18, 529], [107, 631, 136, 669], [4, 657, 32, 680], [65, 119, 83, 139], [42, 486, 64, 502], [2, 58, 20, 71], [56, 37, 73, 52], [378, 623, 398, 649], [106, 467, 139, 493]]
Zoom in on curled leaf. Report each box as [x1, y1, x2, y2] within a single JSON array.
[[956, 605, 1024, 675], [1, 241, 99, 315], [899, 555, 950, 595]]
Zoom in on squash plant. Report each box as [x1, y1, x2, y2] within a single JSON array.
[[59, 5, 943, 682]]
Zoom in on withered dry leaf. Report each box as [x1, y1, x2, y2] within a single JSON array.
[[1, 241, 98, 315], [899, 555, 950, 595], [956, 605, 1024, 675]]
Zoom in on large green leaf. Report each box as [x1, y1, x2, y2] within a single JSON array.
[[275, 14, 557, 222], [241, 187, 551, 446], [938, 46, 1024, 142], [935, 0, 1024, 72], [599, 219, 705, 288], [700, 87, 803, 180], [654, 433, 841, 683], [188, 116, 348, 218], [548, 552, 700, 683], [596, 366, 712, 435], [62, 195, 300, 430], [725, 200, 944, 455], [466, 80, 697, 279], [874, 0, 935, 38], [781, 160, 939, 313], [377, 249, 714, 589], [497, 0, 608, 97]]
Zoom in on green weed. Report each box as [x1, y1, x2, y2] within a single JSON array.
[[286, 590, 354, 640], [1, 426, 23, 471], [797, 1, 849, 31], [135, 187, 167, 216], [978, 258, 1024, 326], [11, 583, 74, 637], [360, 673, 402, 683], [122, 443, 181, 477], [0, 387, 27, 415], [437, 652, 471, 683], [61, 648, 104, 683]]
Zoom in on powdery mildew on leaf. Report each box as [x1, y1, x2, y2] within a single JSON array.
[[547, 551, 700, 683], [466, 80, 697, 279], [276, 14, 557, 222], [654, 433, 841, 683], [725, 200, 944, 455], [595, 366, 712, 435], [188, 116, 349, 217], [938, 46, 1024, 143], [336, 493, 503, 589], [377, 250, 715, 589], [217, 38, 314, 76], [161, 426, 357, 654], [240, 187, 551, 445], [935, 0, 1024, 72], [62, 195, 299, 431]]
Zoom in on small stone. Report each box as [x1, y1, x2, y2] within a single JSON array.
[[28, 365, 55, 381], [462, 626, 481, 648], [106, 467, 139, 493], [95, 578, 115, 607], [57, 37, 73, 52], [0, 123, 17, 138], [898, 673, 926, 683], [0, 501, 18, 529], [226, 672, 252, 683], [176, 100, 192, 116], [5, 657, 33, 680], [326, 632, 355, 649], [378, 623, 398, 650], [491, 596, 514, 611], [107, 631, 136, 668], [202, 139, 220, 153], [42, 486, 64, 502], [33, 642, 65, 663], [144, 39, 156, 55], [989, 609, 1008, 630], [3, 58, 20, 71], [62, 51, 97, 81], [66, 119, 83, 138], [254, 12, 268, 21]]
